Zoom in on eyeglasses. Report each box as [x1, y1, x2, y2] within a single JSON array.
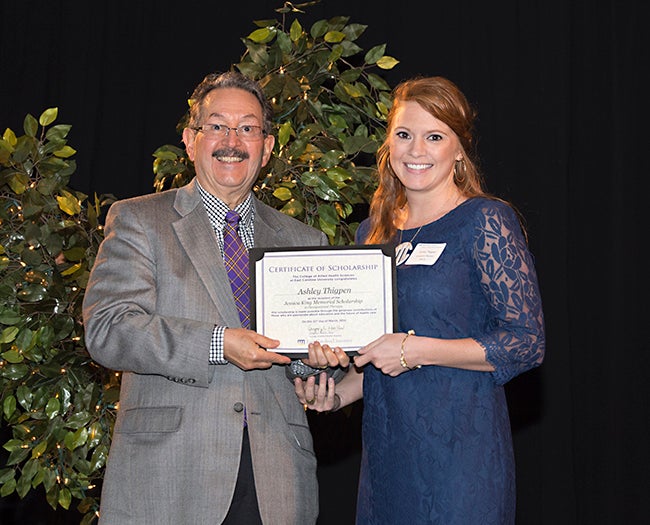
[[192, 123, 267, 141]]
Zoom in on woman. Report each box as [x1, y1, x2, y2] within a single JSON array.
[[297, 76, 545, 524]]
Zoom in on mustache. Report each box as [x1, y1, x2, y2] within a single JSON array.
[[212, 148, 249, 159]]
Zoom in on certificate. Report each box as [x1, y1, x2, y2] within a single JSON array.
[[249, 245, 397, 356]]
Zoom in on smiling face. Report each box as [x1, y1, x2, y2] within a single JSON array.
[[388, 100, 464, 200], [182, 87, 275, 208]]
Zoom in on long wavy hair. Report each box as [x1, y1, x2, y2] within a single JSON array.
[[364, 76, 493, 245]]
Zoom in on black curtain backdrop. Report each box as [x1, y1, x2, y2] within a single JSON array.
[[1, 1, 647, 524]]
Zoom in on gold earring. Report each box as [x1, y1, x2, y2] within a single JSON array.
[[454, 158, 466, 183]]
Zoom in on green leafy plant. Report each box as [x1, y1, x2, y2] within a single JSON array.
[[0, 108, 117, 524], [153, 1, 398, 244]]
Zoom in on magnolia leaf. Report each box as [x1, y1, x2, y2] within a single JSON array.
[[0, 363, 28, 380], [56, 190, 81, 215], [318, 216, 337, 237], [342, 135, 375, 155], [46, 486, 58, 509], [31, 441, 47, 459], [16, 471, 33, 498], [326, 114, 347, 130], [0, 477, 16, 497], [3, 439, 23, 452], [300, 171, 321, 187], [3, 395, 17, 419], [314, 182, 342, 201], [334, 201, 354, 218], [281, 199, 304, 217], [17, 283, 47, 302], [3, 127, 18, 146], [45, 398, 60, 419], [278, 121, 293, 146], [247, 41, 270, 66], [45, 123, 71, 141], [16, 385, 33, 411], [0, 326, 19, 343], [7, 172, 30, 194], [364, 44, 387, 64], [62, 246, 86, 261], [2, 348, 23, 364], [23, 114, 38, 137], [0, 468, 15, 484], [89, 443, 109, 471], [286, 138, 307, 159], [88, 422, 104, 448], [58, 486, 72, 510], [15, 327, 34, 352], [247, 27, 275, 44], [324, 30, 346, 43], [60, 262, 82, 276], [344, 82, 365, 98], [236, 61, 263, 79], [6, 446, 29, 466], [338, 40, 363, 58], [319, 150, 346, 168], [41, 467, 57, 492], [65, 410, 93, 429], [377, 55, 400, 69], [276, 30, 292, 53], [328, 45, 344, 63], [326, 166, 351, 183], [0, 310, 22, 324], [367, 72, 391, 91], [39, 108, 58, 127], [317, 203, 339, 223], [289, 18, 303, 41], [36, 324, 55, 348], [310, 19, 328, 39], [64, 427, 89, 451], [152, 149, 179, 161], [272, 187, 292, 201], [54, 145, 76, 158]]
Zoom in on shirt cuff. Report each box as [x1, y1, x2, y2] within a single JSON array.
[[209, 325, 228, 365]]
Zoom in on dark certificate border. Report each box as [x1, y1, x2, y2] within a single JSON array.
[[249, 244, 397, 356]]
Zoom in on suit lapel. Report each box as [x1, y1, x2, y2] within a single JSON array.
[[172, 181, 241, 326], [253, 200, 285, 247]]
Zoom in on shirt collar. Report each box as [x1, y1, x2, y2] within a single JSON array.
[[196, 180, 254, 229]]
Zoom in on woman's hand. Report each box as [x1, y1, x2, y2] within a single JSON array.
[[294, 372, 339, 413], [301, 341, 350, 370], [354, 333, 413, 376]]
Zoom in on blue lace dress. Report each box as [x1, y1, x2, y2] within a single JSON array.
[[354, 197, 545, 525]]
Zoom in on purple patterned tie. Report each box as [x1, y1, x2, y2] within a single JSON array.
[[223, 210, 250, 329]]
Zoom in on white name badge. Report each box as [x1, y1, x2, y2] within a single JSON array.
[[403, 243, 446, 266]]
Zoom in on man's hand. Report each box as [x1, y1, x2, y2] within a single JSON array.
[[223, 328, 290, 370]]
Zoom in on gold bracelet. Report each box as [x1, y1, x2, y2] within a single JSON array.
[[399, 329, 420, 370]]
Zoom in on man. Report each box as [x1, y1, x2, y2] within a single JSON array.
[[83, 71, 348, 524]]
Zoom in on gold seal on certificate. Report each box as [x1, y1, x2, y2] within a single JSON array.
[[249, 245, 397, 356]]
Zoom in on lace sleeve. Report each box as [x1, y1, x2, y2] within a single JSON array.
[[472, 201, 545, 385]]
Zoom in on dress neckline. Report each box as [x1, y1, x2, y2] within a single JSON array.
[[398, 197, 474, 233]]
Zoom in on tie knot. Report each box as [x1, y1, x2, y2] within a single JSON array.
[[225, 210, 240, 226]]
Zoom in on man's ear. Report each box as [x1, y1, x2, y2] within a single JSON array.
[[261, 134, 275, 167], [182, 128, 196, 161]]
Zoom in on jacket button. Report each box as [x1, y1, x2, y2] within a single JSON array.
[[233, 402, 244, 413]]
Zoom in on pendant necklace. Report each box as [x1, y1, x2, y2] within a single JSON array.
[[395, 224, 424, 266]]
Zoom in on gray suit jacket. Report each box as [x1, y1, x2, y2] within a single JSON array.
[[82, 179, 328, 525]]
